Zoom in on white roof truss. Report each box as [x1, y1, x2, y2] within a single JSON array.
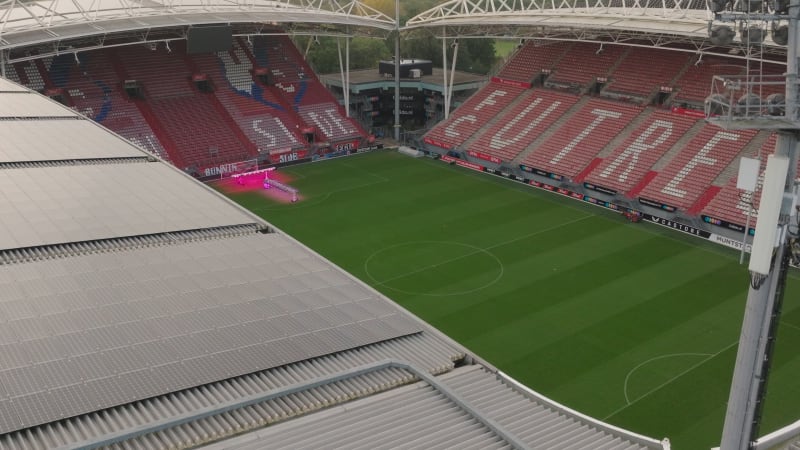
[[0, 0, 395, 52]]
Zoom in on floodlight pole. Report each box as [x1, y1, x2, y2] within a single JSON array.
[[393, 0, 401, 141], [719, 0, 800, 447]]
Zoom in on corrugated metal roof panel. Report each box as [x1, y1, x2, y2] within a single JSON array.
[[0, 333, 463, 450], [0, 92, 79, 117], [0, 120, 146, 162], [0, 163, 256, 251], [0, 233, 424, 435]]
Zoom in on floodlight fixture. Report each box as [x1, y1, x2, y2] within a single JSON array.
[[736, 92, 762, 115], [766, 93, 785, 115], [740, 25, 765, 45], [709, 25, 736, 45], [709, 0, 731, 12], [771, 23, 789, 45]]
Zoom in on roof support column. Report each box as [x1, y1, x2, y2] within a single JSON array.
[[442, 28, 449, 119], [393, 0, 401, 141], [336, 35, 351, 117], [447, 39, 459, 121]]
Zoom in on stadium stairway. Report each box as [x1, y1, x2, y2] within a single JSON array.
[[182, 53, 260, 157], [107, 50, 186, 168]]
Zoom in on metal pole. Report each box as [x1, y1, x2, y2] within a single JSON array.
[[345, 34, 350, 118], [448, 40, 459, 119], [740, 209, 752, 264], [336, 38, 349, 117], [393, 0, 401, 141], [720, 24, 800, 446], [1, 50, 6, 79], [442, 28, 449, 120]]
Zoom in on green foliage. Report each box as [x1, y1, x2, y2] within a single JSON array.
[[299, 36, 390, 74], [221, 151, 800, 450]]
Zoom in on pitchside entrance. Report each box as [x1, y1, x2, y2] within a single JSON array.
[[218, 150, 800, 450]]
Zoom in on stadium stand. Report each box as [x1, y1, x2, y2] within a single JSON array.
[[606, 47, 688, 97], [112, 44, 258, 168], [465, 89, 580, 162], [636, 124, 758, 210], [547, 42, 627, 88], [700, 133, 778, 229], [496, 40, 569, 83], [582, 108, 699, 195], [252, 35, 367, 145], [521, 98, 644, 178], [41, 50, 170, 161], [189, 42, 306, 153], [0, 77, 665, 450], [673, 56, 747, 104], [423, 82, 527, 150]]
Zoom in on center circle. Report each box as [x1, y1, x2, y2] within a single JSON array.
[[363, 241, 504, 296]]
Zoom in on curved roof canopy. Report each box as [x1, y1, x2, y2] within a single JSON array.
[[404, 0, 788, 61], [0, 0, 394, 53]]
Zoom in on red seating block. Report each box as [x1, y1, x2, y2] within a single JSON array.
[[636, 124, 757, 210], [465, 89, 579, 162], [583, 109, 696, 195], [521, 98, 643, 178], [423, 83, 526, 150], [496, 41, 569, 83]]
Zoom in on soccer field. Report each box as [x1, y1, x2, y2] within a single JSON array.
[[218, 150, 800, 449]]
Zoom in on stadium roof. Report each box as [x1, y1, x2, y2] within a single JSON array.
[[404, 0, 788, 62], [0, 77, 671, 449], [0, 0, 394, 61]]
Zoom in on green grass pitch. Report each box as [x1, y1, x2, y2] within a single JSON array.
[[219, 150, 800, 449]]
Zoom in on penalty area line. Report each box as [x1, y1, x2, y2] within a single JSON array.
[[604, 340, 737, 421]]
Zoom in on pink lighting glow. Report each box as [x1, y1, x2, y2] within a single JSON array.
[[214, 168, 302, 204]]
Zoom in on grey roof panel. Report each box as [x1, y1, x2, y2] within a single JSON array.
[[204, 365, 662, 450], [0, 92, 79, 117], [0, 119, 147, 162], [0, 78, 27, 92], [0, 163, 256, 250], [0, 233, 422, 434]]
